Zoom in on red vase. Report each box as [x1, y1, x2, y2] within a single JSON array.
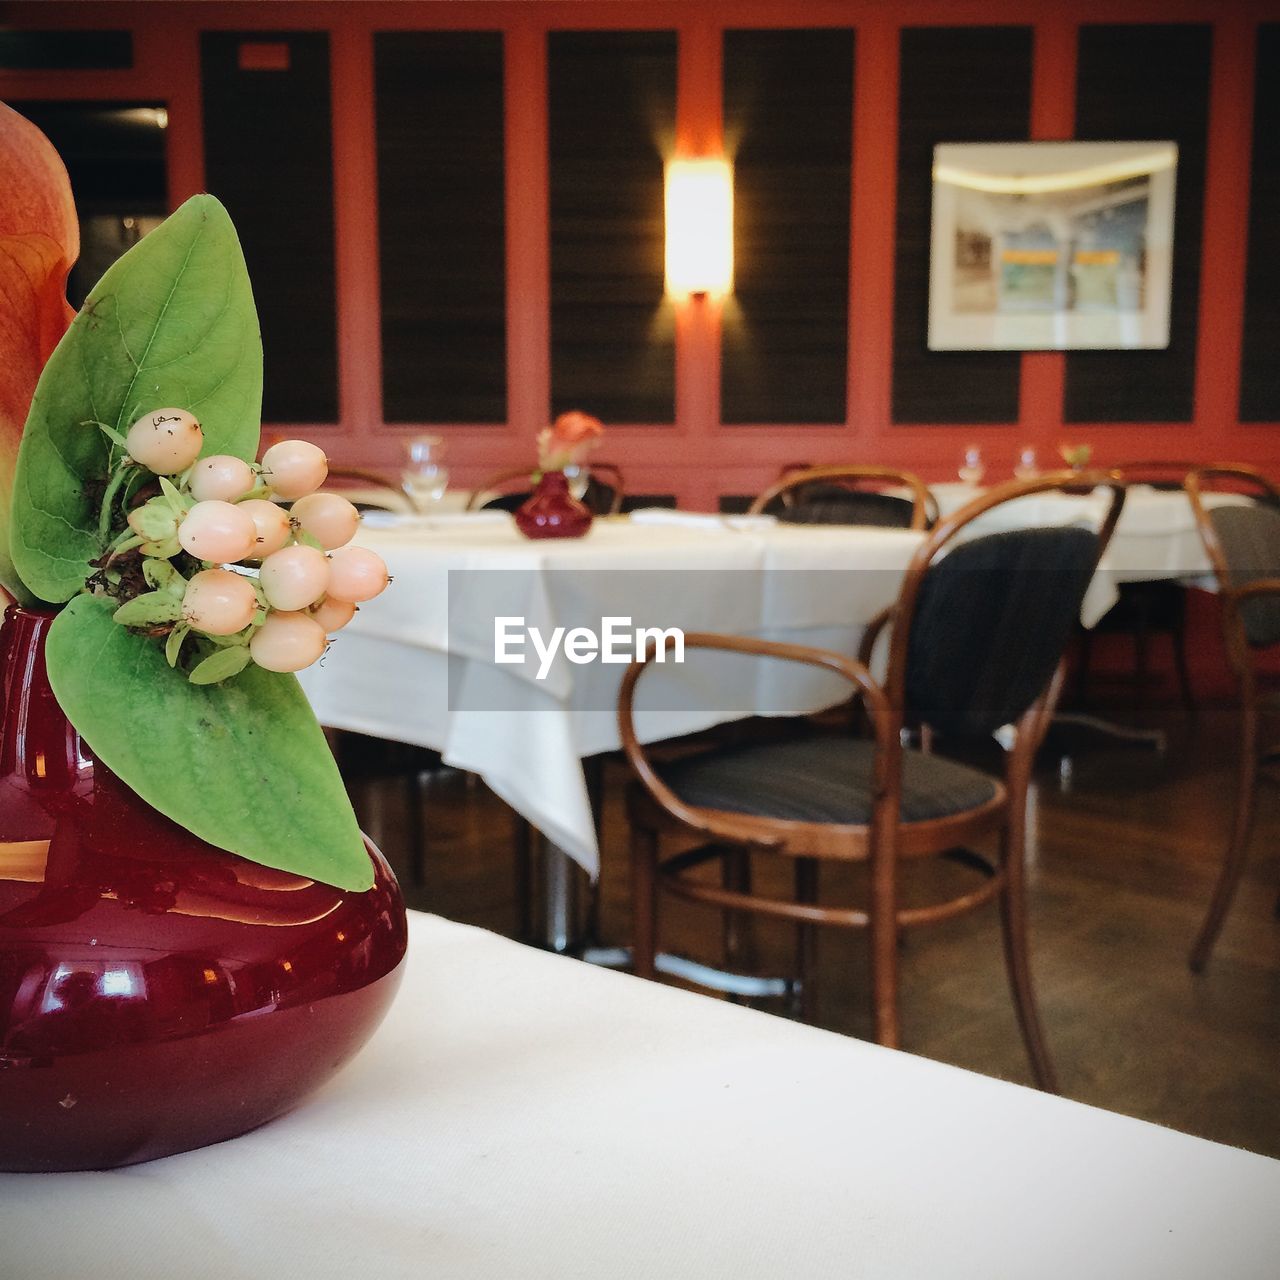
[[0, 605, 408, 1172], [514, 470, 593, 539]]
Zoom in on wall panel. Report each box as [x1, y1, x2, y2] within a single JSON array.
[[1065, 24, 1212, 424], [376, 32, 507, 424], [892, 26, 1033, 425], [1240, 24, 1280, 423], [721, 28, 853, 425], [202, 31, 338, 424], [548, 30, 676, 424]]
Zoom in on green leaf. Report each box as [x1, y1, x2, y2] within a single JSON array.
[[9, 195, 262, 604], [165, 621, 189, 667], [127, 496, 181, 542], [112, 590, 184, 627], [142, 558, 184, 594], [188, 644, 252, 685], [46, 594, 372, 892]]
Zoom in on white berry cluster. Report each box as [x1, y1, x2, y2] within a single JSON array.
[[95, 408, 388, 684]]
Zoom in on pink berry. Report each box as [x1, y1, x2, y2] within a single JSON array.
[[249, 611, 327, 673], [239, 498, 293, 559], [311, 596, 356, 633], [189, 454, 256, 502], [290, 492, 359, 550], [178, 500, 258, 563], [325, 546, 389, 603], [182, 568, 258, 636], [259, 544, 330, 612], [126, 408, 204, 474], [261, 439, 328, 500]]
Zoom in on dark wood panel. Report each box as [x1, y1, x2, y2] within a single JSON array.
[[721, 28, 853, 425], [548, 31, 676, 424], [1240, 25, 1280, 423], [376, 32, 506, 424], [201, 32, 337, 424], [10, 101, 167, 309], [0, 30, 131, 69], [893, 27, 1032, 425], [1065, 24, 1211, 424]]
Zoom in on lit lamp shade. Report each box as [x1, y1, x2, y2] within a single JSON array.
[[664, 158, 734, 299]]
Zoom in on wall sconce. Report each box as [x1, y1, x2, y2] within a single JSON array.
[[664, 157, 734, 300]]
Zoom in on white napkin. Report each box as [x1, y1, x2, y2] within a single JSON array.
[[360, 510, 510, 531]]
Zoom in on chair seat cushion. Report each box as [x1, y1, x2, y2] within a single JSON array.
[[659, 735, 998, 825]]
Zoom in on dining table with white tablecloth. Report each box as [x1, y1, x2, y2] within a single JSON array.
[[297, 491, 1238, 875], [3, 911, 1275, 1280]]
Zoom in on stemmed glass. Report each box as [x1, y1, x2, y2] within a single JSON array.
[[957, 444, 985, 486], [400, 435, 449, 512], [1013, 445, 1039, 480]]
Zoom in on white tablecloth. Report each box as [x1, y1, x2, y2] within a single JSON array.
[[301, 517, 922, 873], [3, 912, 1274, 1280], [300, 497, 1234, 871]]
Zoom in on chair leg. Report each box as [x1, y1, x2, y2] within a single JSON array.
[[869, 848, 899, 1049], [513, 815, 535, 942], [405, 770, 427, 887], [998, 802, 1059, 1093], [1170, 618, 1197, 723], [793, 857, 819, 1022], [1190, 698, 1259, 972], [721, 849, 753, 971], [631, 825, 659, 979]]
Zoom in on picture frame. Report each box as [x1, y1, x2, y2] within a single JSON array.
[[927, 140, 1178, 351]]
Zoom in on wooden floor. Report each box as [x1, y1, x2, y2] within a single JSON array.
[[339, 702, 1280, 1160]]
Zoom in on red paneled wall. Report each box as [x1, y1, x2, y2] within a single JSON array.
[[1, 0, 1277, 514]]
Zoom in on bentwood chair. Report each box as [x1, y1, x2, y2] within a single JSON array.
[[321, 466, 412, 513], [1073, 460, 1202, 718], [619, 473, 1126, 1091], [1184, 465, 1280, 971], [466, 463, 625, 516], [748, 465, 934, 530]]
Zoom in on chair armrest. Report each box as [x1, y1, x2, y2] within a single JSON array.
[[1231, 578, 1280, 604], [857, 606, 894, 669], [617, 631, 894, 849]]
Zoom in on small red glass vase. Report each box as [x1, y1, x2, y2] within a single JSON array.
[[514, 470, 593, 539], [0, 605, 409, 1172]]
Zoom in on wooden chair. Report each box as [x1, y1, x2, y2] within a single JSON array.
[[466, 463, 625, 516], [1183, 465, 1280, 971], [748, 465, 934, 530], [1074, 460, 1203, 717], [619, 472, 1126, 1092], [322, 466, 411, 513]]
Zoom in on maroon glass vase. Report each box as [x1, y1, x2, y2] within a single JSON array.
[[514, 470, 593, 539], [0, 605, 409, 1172]]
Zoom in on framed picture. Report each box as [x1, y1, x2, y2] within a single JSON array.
[[927, 140, 1178, 351]]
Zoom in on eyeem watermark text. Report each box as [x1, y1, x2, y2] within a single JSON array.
[[495, 616, 685, 681]]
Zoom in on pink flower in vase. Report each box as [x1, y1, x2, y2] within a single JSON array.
[[537, 410, 604, 474]]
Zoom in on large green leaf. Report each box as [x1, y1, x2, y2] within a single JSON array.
[[46, 594, 372, 892], [9, 194, 261, 604]]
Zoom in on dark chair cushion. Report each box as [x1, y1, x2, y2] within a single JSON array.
[[1209, 503, 1280, 647], [659, 735, 996, 825], [773, 487, 918, 529], [906, 526, 1099, 738]]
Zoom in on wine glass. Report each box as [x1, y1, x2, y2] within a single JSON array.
[[957, 444, 985, 486], [400, 435, 449, 512], [1013, 445, 1039, 480]]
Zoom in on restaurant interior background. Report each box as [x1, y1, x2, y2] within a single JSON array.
[[3, 0, 1280, 1161], [4, 0, 1276, 693]]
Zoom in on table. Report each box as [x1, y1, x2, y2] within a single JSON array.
[[299, 512, 923, 876], [3, 912, 1275, 1280]]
